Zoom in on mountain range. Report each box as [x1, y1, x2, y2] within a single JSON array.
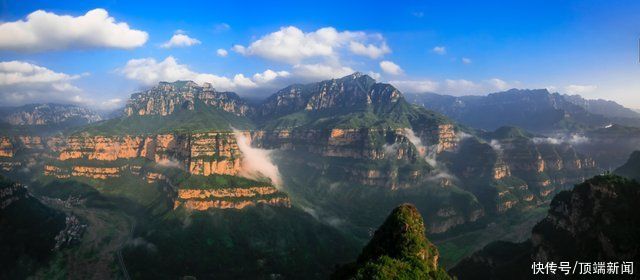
[[405, 89, 640, 133], [1, 73, 638, 278]]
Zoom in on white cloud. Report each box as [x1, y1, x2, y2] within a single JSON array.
[[445, 79, 481, 93], [489, 139, 503, 153], [216, 48, 228, 57], [380, 60, 403, 75], [412, 11, 425, 18], [389, 78, 515, 95], [532, 134, 589, 145], [232, 26, 390, 64], [233, 130, 282, 187], [462, 57, 472, 64], [348, 41, 390, 59], [389, 80, 439, 93], [292, 63, 355, 79], [487, 78, 510, 91], [0, 60, 86, 105], [367, 71, 381, 81], [432, 46, 446, 55], [0, 9, 148, 51], [161, 32, 201, 48], [101, 98, 124, 109], [565, 84, 597, 94], [119, 56, 288, 91], [252, 69, 290, 83]]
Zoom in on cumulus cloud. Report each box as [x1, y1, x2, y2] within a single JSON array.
[[445, 79, 482, 93], [390, 78, 515, 95], [367, 71, 381, 80], [432, 46, 446, 55], [292, 63, 355, 80], [0, 60, 87, 105], [216, 48, 228, 57], [101, 98, 124, 110], [390, 80, 439, 93], [0, 9, 148, 51], [487, 78, 510, 91], [232, 26, 390, 64], [119, 56, 288, 91], [380, 60, 403, 75], [565, 84, 597, 94], [348, 41, 391, 59], [161, 31, 201, 48], [252, 69, 290, 83], [233, 130, 282, 187]]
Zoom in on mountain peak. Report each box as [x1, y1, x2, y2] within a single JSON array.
[[333, 204, 450, 279]]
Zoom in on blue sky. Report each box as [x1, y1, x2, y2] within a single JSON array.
[[1, 0, 639, 109]]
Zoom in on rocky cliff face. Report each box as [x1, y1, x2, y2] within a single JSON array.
[[174, 186, 291, 210], [531, 175, 640, 263], [0, 103, 101, 126], [124, 81, 251, 117], [52, 131, 242, 177], [257, 73, 401, 118], [450, 174, 640, 280], [332, 204, 451, 279], [446, 127, 598, 215]]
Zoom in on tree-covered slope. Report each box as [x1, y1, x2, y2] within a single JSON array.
[[450, 174, 640, 279], [332, 204, 451, 279], [0, 175, 66, 279]]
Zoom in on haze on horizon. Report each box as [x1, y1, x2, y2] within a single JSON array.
[[1, 0, 639, 109]]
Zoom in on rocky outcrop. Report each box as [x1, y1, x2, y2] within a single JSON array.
[[54, 132, 242, 177], [174, 186, 291, 210], [44, 165, 70, 179], [257, 73, 401, 118], [71, 166, 120, 179], [124, 81, 251, 117], [0, 137, 13, 157], [177, 187, 279, 199], [450, 174, 640, 279]]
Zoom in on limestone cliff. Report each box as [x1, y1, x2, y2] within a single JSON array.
[[174, 186, 291, 210], [53, 131, 242, 177], [257, 73, 402, 118], [124, 81, 251, 117]]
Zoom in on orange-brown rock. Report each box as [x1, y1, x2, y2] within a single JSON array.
[[71, 166, 120, 179], [178, 186, 278, 199], [436, 124, 457, 152], [177, 197, 291, 210], [145, 172, 165, 183], [493, 163, 511, 180], [0, 137, 13, 157], [44, 165, 70, 179]]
